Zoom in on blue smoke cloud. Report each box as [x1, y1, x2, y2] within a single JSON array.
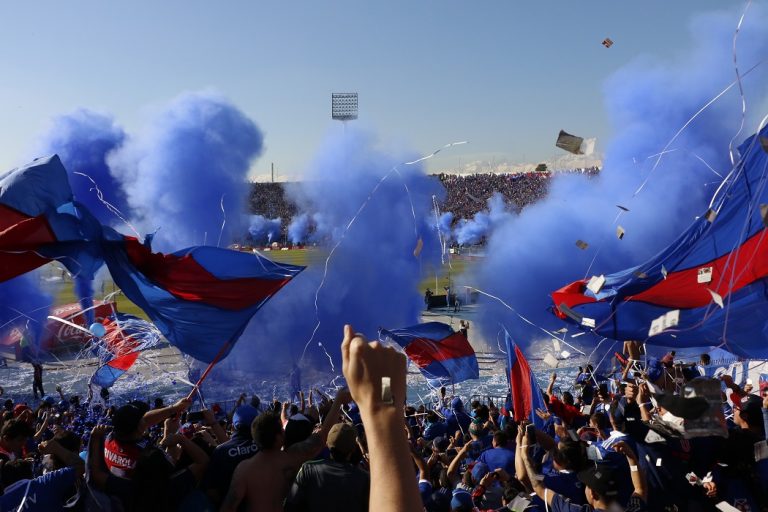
[[468, 6, 768, 353], [437, 212, 454, 235], [109, 91, 264, 250], [248, 215, 282, 244], [32, 109, 129, 225], [0, 274, 51, 356], [453, 193, 512, 245], [287, 213, 311, 244], [211, 127, 444, 384]]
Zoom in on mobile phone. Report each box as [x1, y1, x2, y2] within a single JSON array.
[[525, 424, 535, 445], [187, 411, 205, 423]]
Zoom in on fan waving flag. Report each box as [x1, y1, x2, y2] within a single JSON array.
[[101, 229, 304, 363], [504, 329, 548, 428], [379, 322, 479, 387]]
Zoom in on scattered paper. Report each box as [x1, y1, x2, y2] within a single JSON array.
[[708, 289, 724, 308], [716, 502, 741, 512], [582, 317, 596, 328], [616, 205, 629, 212], [413, 237, 423, 257], [560, 350, 571, 359], [552, 339, 561, 352], [704, 209, 717, 223], [661, 265, 668, 279], [645, 430, 666, 444], [697, 267, 713, 284], [633, 270, 648, 279], [586, 275, 606, 294], [602, 37, 614, 48], [543, 353, 560, 368], [616, 225, 625, 240], [576, 239, 589, 250], [760, 203, 768, 227]]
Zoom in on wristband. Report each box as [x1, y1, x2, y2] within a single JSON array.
[[630, 465, 638, 472]]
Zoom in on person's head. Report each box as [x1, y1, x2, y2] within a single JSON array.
[[700, 353, 711, 366], [589, 413, 609, 432], [153, 397, 164, 409], [562, 391, 575, 406], [468, 418, 485, 439], [551, 440, 584, 471], [451, 397, 464, 411], [450, 489, 473, 512], [49, 430, 81, 469], [327, 423, 357, 462], [0, 419, 34, 453], [111, 403, 146, 439], [734, 395, 765, 435], [426, 410, 439, 424], [492, 430, 508, 449], [250, 395, 261, 409], [251, 411, 283, 450], [132, 446, 175, 510], [284, 414, 314, 448], [0, 458, 33, 489], [578, 465, 620, 507], [232, 405, 259, 437]]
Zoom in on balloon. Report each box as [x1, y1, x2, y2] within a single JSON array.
[[89, 322, 107, 338]]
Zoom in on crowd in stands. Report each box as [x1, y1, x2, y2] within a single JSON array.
[[246, 168, 599, 243], [2, 328, 765, 511]]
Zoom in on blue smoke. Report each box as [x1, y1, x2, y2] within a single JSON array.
[[109, 91, 264, 250], [248, 215, 282, 244], [287, 213, 311, 244], [453, 193, 512, 245], [32, 109, 129, 225], [213, 127, 445, 384], [469, 6, 768, 353], [0, 274, 51, 358], [437, 212, 454, 235]]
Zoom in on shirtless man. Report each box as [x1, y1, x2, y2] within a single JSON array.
[[221, 387, 350, 512]]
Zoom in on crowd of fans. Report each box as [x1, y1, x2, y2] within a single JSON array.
[[246, 169, 599, 243], [1, 329, 765, 511]]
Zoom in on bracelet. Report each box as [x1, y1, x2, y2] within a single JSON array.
[[630, 465, 639, 472]]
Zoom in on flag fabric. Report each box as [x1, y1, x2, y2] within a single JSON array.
[[100, 229, 304, 363], [552, 125, 768, 359], [91, 352, 140, 389], [379, 322, 479, 387], [0, 155, 103, 281], [504, 329, 548, 428]]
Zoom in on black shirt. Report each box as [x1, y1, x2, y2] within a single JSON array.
[[285, 459, 369, 512]]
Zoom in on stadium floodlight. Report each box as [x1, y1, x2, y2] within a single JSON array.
[[331, 93, 358, 121]]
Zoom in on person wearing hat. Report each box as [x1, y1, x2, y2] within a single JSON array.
[[203, 404, 259, 508], [285, 422, 369, 511], [519, 424, 647, 512]]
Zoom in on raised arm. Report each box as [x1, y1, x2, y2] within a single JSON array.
[[614, 441, 647, 502], [87, 425, 111, 489], [342, 324, 422, 512], [139, 397, 191, 433]]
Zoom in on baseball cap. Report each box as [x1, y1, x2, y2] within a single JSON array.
[[577, 465, 619, 497], [470, 461, 489, 482], [327, 423, 357, 454], [233, 405, 259, 430], [450, 489, 473, 511]]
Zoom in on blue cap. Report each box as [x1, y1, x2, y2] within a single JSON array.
[[233, 405, 259, 430], [451, 397, 464, 410], [450, 489, 472, 510], [471, 461, 489, 482]]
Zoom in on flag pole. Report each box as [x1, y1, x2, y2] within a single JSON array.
[[186, 341, 231, 401]]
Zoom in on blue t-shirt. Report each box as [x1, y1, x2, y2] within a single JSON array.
[[0, 467, 77, 512], [477, 447, 515, 475]]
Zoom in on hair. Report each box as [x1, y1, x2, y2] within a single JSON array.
[[251, 411, 283, 450], [426, 411, 438, 423], [700, 353, 711, 365], [493, 431, 508, 447], [562, 391, 575, 406], [0, 459, 33, 488], [552, 440, 585, 471], [131, 446, 174, 512], [590, 413, 609, 431], [1, 419, 34, 441]]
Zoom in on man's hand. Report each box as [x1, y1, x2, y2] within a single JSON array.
[[535, 408, 551, 421], [341, 324, 406, 415], [614, 440, 638, 463], [172, 397, 192, 414], [91, 425, 111, 438]]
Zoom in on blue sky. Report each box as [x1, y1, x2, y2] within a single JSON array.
[[0, 0, 739, 179]]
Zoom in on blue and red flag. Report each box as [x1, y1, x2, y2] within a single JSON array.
[[0, 155, 103, 281], [100, 229, 304, 363], [504, 329, 548, 428], [552, 126, 768, 359], [379, 322, 479, 387]]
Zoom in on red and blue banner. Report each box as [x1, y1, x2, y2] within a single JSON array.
[[100, 229, 304, 363], [504, 329, 548, 428], [379, 322, 479, 387], [552, 126, 768, 359]]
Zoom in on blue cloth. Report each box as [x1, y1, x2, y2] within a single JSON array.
[[477, 446, 515, 475], [423, 420, 447, 440], [0, 467, 77, 511]]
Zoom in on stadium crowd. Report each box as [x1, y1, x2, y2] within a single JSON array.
[[246, 169, 599, 243], [1, 328, 766, 511]]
